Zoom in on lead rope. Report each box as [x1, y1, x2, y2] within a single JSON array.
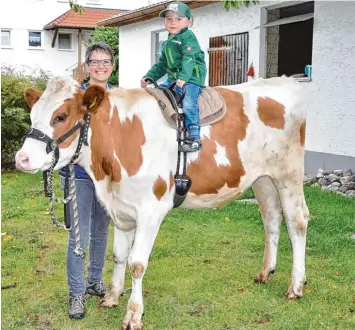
[[46, 113, 90, 258], [67, 162, 83, 257], [46, 147, 84, 258]]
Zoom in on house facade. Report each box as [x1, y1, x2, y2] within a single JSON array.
[[101, 0, 355, 175], [0, 0, 139, 77]]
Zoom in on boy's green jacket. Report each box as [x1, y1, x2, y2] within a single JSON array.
[[144, 28, 206, 87]]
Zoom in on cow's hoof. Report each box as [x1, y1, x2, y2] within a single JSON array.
[[122, 320, 143, 330], [285, 285, 303, 300], [123, 302, 143, 329], [254, 269, 275, 284], [99, 292, 118, 308], [254, 274, 268, 284]]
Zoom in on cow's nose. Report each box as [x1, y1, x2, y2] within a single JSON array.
[[16, 151, 30, 170]]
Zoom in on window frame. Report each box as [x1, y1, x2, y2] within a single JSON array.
[[150, 29, 169, 83], [152, 29, 168, 65], [58, 32, 73, 51], [259, 1, 314, 82], [1, 29, 12, 48], [28, 30, 43, 49]]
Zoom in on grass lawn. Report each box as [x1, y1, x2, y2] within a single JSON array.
[[1, 171, 355, 330]]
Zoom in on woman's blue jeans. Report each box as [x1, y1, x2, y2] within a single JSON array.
[[60, 176, 111, 297], [160, 81, 203, 139]]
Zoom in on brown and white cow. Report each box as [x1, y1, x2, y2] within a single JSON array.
[[16, 76, 309, 330]]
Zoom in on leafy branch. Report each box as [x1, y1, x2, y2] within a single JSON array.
[[69, 0, 84, 14], [221, 0, 259, 11]]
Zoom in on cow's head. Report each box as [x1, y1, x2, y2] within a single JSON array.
[[15, 76, 106, 173]]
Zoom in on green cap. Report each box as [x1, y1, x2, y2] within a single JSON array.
[[159, 2, 191, 20]]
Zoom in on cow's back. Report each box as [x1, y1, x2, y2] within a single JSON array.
[[183, 77, 306, 208]]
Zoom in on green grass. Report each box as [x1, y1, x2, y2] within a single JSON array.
[[1, 171, 355, 330]]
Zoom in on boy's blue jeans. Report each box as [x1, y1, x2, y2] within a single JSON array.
[[60, 176, 111, 297], [160, 81, 203, 139]]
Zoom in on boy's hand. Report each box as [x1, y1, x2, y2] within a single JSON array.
[[141, 78, 148, 88], [176, 79, 186, 89]]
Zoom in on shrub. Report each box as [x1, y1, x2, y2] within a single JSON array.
[[1, 66, 51, 169]]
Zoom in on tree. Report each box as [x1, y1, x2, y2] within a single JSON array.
[[221, 0, 259, 10], [69, 0, 83, 13], [85, 27, 119, 86]]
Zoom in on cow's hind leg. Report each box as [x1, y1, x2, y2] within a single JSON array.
[[100, 226, 135, 307], [274, 176, 308, 300], [122, 208, 168, 330], [252, 176, 283, 284]]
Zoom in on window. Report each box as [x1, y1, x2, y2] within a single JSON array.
[[153, 30, 168, 64], [263, 1, 314, 79], [29, 31, 42, 47], [208, 32, 249, 86], [1, 29, 11, 46], [58, 33, 72, 50]]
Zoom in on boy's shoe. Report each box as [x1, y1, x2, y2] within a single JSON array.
[[85, 279, 108, 297], [179, 138, 203, 153], [68, 294, 86, 319]]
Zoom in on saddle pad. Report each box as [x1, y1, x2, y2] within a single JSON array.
[[145, 86, 227, 129]]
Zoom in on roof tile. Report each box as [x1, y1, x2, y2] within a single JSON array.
[[44, 7, 126, 30]]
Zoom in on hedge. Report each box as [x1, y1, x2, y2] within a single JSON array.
[[1, 66, 51, 169]]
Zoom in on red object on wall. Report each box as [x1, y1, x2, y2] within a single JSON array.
[[246, 64, 255, 77]]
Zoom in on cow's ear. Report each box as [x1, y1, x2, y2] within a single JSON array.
[[82, 85, 106, 113], [24, 88, 43, 109]]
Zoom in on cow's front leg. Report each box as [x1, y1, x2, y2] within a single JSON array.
[[100, 226, 135, 307], [122, 210, 166, 330]]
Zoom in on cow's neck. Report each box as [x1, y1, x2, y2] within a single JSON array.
[[84, 97, 146, 188], [89, 78, 107, 90]]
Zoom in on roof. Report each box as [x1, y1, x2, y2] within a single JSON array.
[[98, 0, 213, 27], [44, 7, 127, 30]]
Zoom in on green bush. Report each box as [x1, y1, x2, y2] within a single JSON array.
[[1, 66, 51, 169], [108, 73, 118, 86]]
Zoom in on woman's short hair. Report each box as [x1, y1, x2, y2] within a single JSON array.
[[85, 42, 114, 64]]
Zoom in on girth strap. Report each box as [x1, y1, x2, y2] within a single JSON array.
[[143, 78, 192, 209]]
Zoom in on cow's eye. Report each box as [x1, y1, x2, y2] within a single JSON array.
[[54, 114, 68, 124]]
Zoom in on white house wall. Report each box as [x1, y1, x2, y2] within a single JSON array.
[[0, 0, 125, 76], [301, 1, 355, 158], [119, 2, 262, 88], [119, 1, 355, 160]]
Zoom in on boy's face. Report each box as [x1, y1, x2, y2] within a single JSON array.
[[164, 11, 191, 35]]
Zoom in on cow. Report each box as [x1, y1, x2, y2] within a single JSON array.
[[15, 75, 309, 330]]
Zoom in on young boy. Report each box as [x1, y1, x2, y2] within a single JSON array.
[[141, 1, 207, 152]]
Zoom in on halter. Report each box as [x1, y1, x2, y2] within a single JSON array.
[[21, 112, 91, 258], [22, 112, 90, 162]]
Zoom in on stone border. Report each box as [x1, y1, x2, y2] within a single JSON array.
[[304, 169, 355, 197]]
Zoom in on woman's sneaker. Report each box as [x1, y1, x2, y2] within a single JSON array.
[[179, 138, 202, 153], [68, 294, 86, 319], [85, 279, 108, 297]]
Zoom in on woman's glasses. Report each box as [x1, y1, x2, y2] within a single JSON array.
[[88, 59, 113, 67]]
